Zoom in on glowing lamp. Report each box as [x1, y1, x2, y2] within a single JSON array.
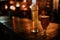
[[16, 2, 20, 7]]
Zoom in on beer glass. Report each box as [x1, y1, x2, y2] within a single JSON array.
[[40, 16, 49, 40]]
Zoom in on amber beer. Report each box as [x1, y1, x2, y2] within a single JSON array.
[[40, 16, 49, 30]]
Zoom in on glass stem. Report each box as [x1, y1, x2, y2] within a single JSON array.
[[43, 29, 47, 40]]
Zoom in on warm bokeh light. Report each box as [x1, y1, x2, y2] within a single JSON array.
[[22, 5, 26, 8], [16, 2, 20, 7], [10, 5, 16, 11], [5, 4, 8, 10], [24, 8, 27, 10], [9, 1, 14, 4], [23, 0, 26, 2], [29, 4, 33, 9], [31, 30, 35, 33], [31, 29, 39, 33], [29, 5, 32, 9], [36, 29, 39, 32]]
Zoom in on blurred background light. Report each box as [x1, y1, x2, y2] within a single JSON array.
[[16, 2, 20, 7], [23, 0, 26, 2], [24, 8, 27, 10], [32, 0, 36, 5], [10, 5, 16, 11], [9, 1, 14, 4], [5, 4, 8, 10], [22, 5, 26, 8], [31, 30, 35, 33], [29, 5, 32, 9]]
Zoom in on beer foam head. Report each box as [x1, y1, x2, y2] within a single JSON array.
[[40, 16, 49, 18]]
